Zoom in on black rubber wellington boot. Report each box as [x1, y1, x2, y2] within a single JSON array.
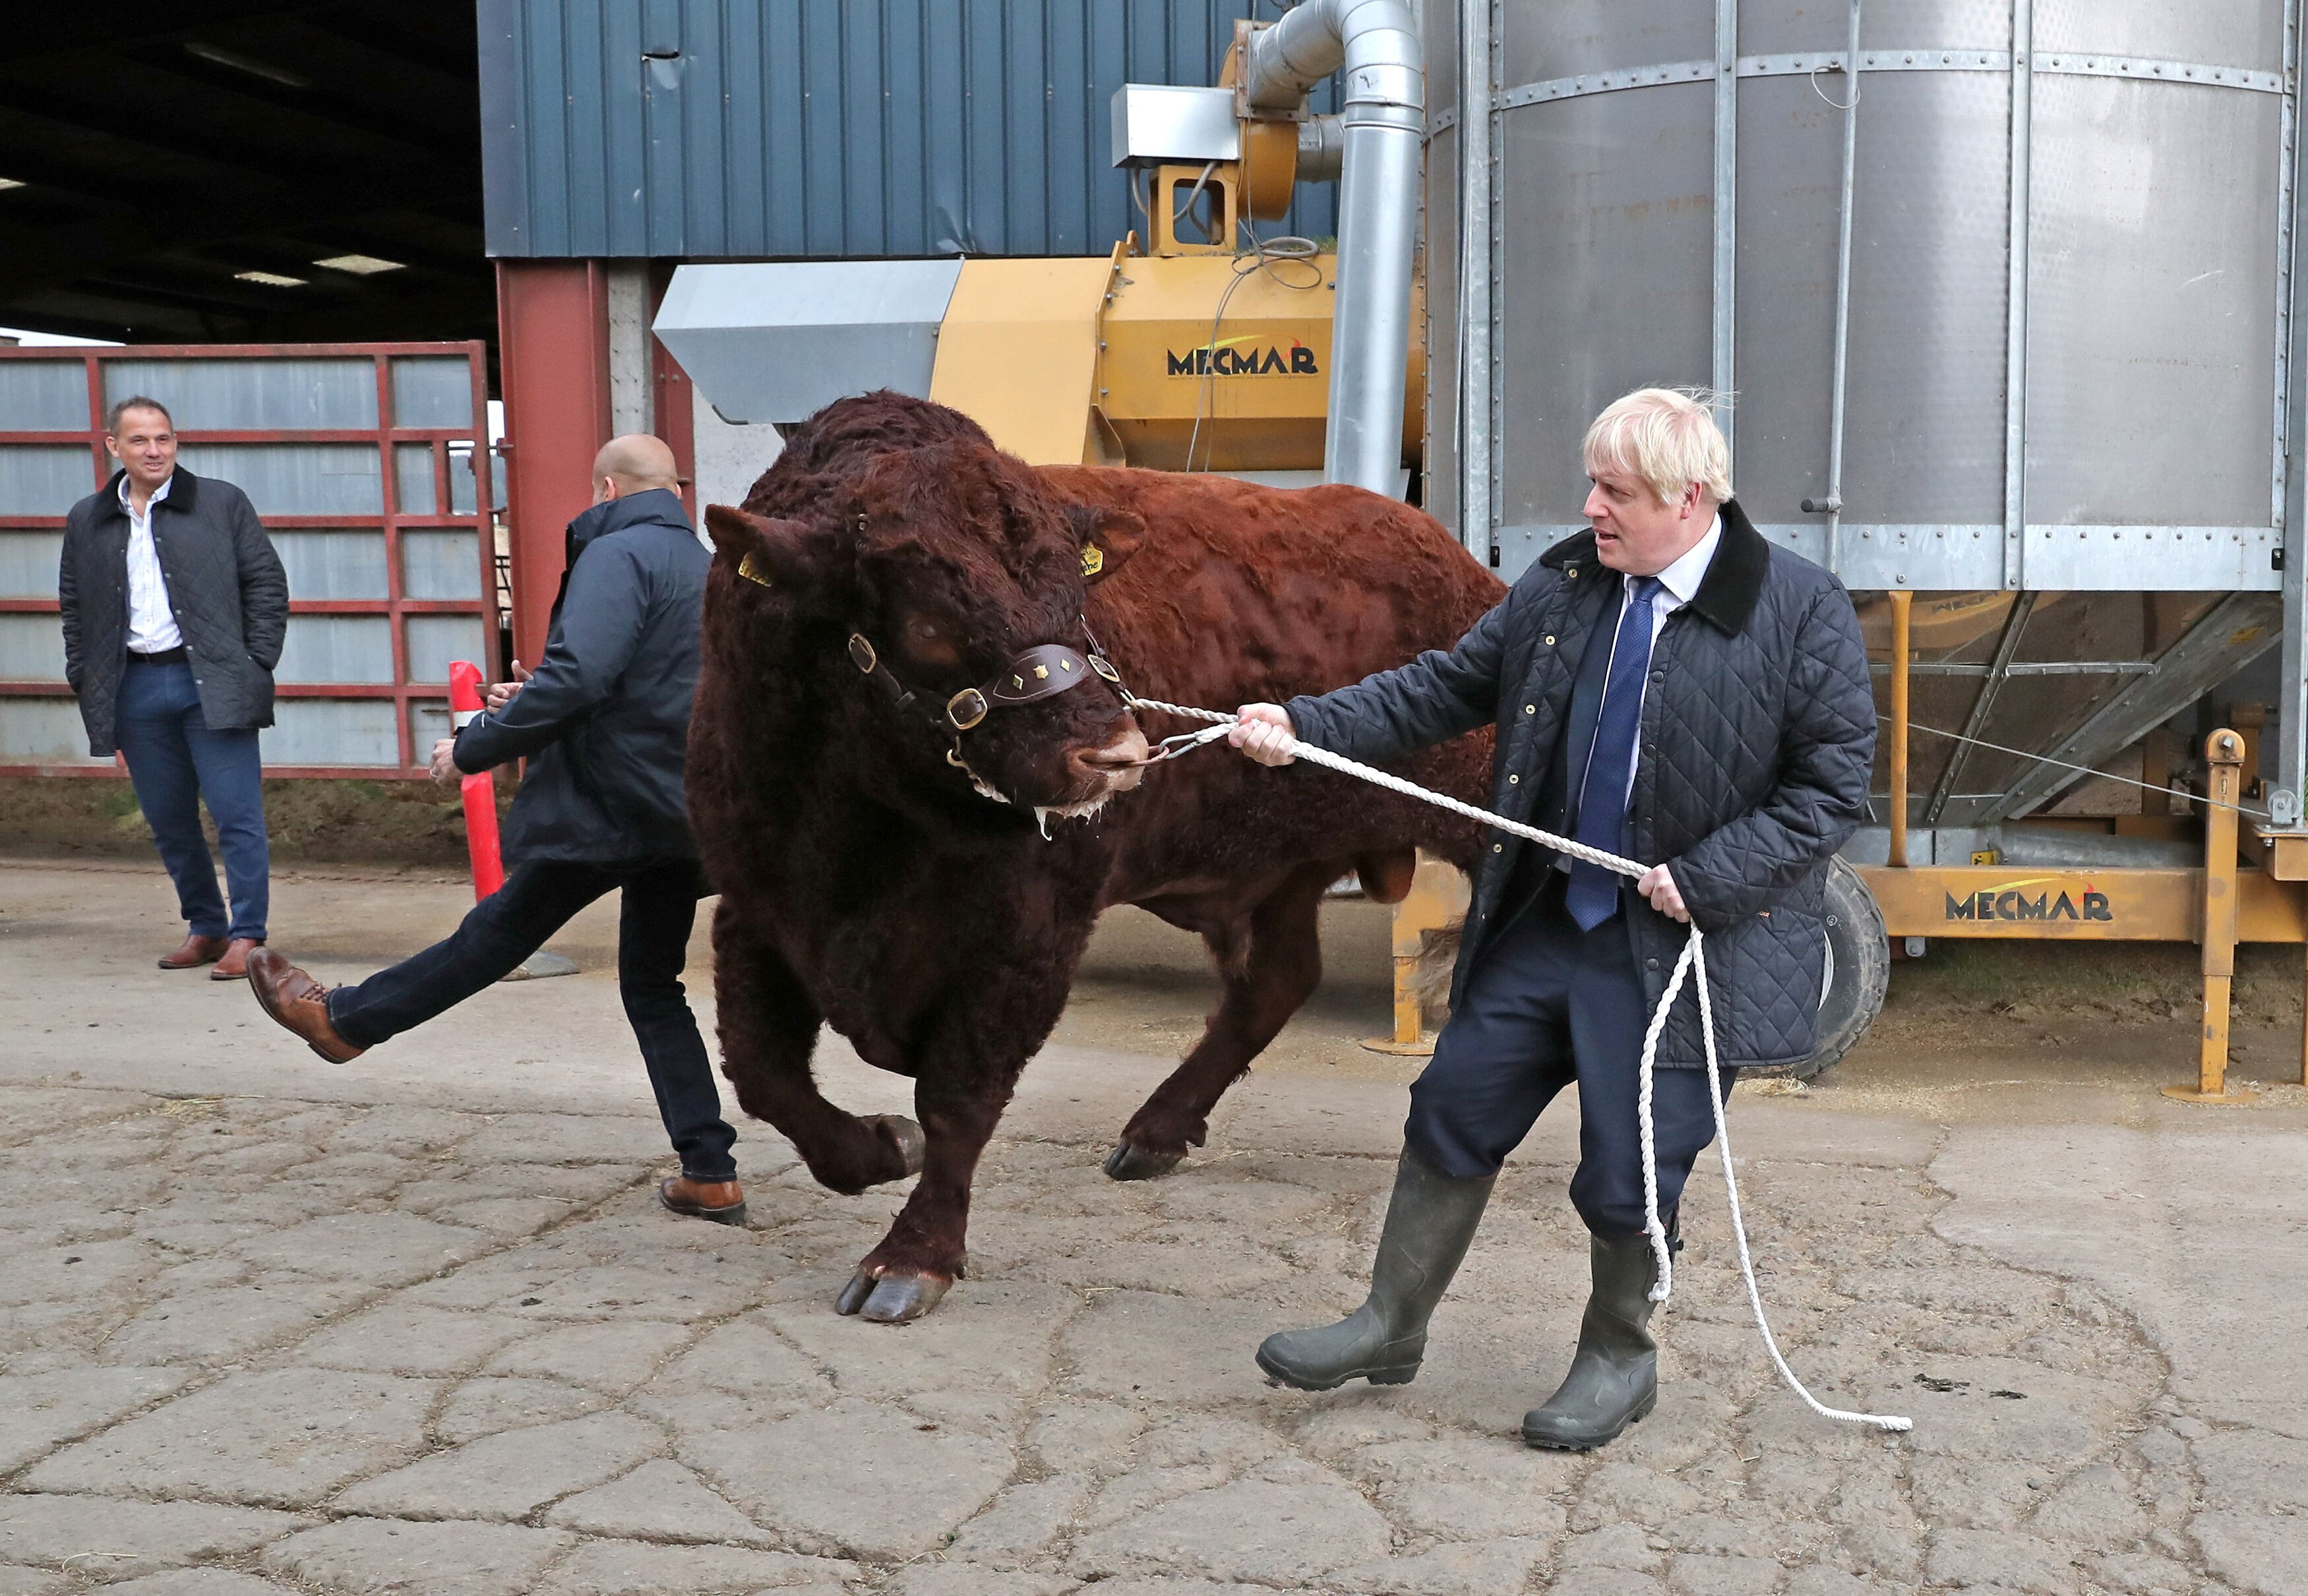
[[1521, 1230, 1671, 1450], [1256, 1148, 1495, 1390]]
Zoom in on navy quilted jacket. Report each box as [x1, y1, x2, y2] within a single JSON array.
[[1287, 500, 1874, 1068], [452, 489, 708, 865], [59, 469, 289, 757]]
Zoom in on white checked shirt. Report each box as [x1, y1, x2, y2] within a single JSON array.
[[121, 473, 183, 653]]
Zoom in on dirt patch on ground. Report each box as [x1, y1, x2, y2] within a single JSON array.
[[1804, 936, 2308, 1122], [0, 775, 511, 868]]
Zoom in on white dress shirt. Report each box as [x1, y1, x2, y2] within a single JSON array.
[[1627, 512, 1721, 657], [121, 473, 183, 653]]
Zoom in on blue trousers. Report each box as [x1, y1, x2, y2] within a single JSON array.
[[326, 860, 739, 1181], [1405, 883, 1736, 1240], [114, 657, 269, 943]]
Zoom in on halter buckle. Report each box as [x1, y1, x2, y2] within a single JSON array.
[[847, 634, 878, 674], [946, 688, 990, 732]]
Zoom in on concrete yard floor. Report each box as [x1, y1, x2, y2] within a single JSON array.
[[3, 857, 2306, 1596]]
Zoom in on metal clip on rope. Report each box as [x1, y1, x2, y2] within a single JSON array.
[[1126, 694, 1914, 1436]]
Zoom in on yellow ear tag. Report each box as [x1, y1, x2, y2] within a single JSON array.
[[737, 551, 773, 588], [1081, 544, 1105, 579]]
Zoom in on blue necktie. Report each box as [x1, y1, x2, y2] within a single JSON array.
[[1565, 577, 1664, 931]]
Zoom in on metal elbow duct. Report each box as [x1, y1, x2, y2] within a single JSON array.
[[1295, 115, 1345, 185], [1244, 0, 1422, 497]]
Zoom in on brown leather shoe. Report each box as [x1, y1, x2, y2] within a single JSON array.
[[246, 947, 365, 1063], [210, 937, 264, 981], [658, 1175, 746, 1226], [158, 934, 228, 970]]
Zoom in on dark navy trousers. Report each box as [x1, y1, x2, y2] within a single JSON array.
[[326, 860, 739, 1181], [114, 657, 270, 943], [1405, 880, 1736, 1240]]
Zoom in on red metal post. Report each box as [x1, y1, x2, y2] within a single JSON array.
[[495, 260, 613, 668], [448, 661, 504, 901]]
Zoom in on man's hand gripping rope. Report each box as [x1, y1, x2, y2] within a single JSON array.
[[1144, 695, 1912, 1434]]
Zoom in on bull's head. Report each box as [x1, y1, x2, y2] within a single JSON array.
[[704, 441, 1151, 822]]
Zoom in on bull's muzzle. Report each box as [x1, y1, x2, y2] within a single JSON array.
[[1074, 726, 1152, 794]]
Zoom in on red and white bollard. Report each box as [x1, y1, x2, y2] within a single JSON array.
[[448, 661, 505, 902]]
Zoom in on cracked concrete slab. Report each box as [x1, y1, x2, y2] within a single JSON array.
[[260, 1516, 572, 1595], [333, 1411, 665, 1522], [0, 1368, 189, 1473], [0, 1494, 305, 1579], [6, 862, 2308, 1594]]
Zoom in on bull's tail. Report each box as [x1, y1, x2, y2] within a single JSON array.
[[1412, 917, 1463, 1031]]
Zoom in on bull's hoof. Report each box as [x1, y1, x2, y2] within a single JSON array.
[[1103, 1139, 1186, 1181], [835, 1269, 952, 1322], [863, 1114, 927, 1177]]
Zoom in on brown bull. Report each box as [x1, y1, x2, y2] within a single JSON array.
[[691, 392, 1502, 1321]]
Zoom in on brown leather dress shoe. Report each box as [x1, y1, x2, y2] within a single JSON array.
[[158, 934, 228, 970], [658, 1175, 746, 1226], [210, 938, 264, 981], [246, 947, 365, 1063]]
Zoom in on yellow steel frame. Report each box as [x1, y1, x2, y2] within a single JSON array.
[[1363, 854, 1470, 1056], [1862, 589, 2295, 1100]]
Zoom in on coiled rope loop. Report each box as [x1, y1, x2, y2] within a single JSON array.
[[1127, 695, 1912, 1434]]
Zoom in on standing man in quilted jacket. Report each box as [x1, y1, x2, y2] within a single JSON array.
[[1235, 388, 1873, 1450], [59, 397, 288, 981]]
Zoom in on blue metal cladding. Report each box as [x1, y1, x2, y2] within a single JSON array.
[[477, 0, 1342, 260]]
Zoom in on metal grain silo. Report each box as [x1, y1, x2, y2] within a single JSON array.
[[1426, 0, 2308, 823]]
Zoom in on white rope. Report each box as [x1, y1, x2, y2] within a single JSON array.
[[1130, 695, 1913, 1434]]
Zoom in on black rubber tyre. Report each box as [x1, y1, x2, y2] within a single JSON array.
[[1795, 855, 1889, 1081]]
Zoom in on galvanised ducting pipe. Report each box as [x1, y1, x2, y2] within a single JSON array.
[[1244, 0, 1421, 496]]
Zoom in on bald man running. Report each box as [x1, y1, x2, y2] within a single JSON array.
[[249, 436, 748, 1224]]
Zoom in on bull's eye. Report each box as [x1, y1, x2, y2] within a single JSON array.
[[899, 613, 965, 671]]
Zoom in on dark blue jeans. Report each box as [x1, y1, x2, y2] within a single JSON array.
[[1406, 883, 1736, 1240], [326, 859, 738, 1181], [114, 657, 269, 943]]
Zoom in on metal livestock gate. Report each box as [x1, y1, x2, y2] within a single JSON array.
[[0, 343, 500, 779]]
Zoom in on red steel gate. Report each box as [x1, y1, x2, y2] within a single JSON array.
[[0, 341, 499, 778]]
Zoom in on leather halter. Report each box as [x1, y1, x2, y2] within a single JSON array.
[[847, 629, 1126, 738]]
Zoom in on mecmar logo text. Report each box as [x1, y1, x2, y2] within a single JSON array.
[[1944, 878, 2113, 922], [1167, 336, 1319, 376]]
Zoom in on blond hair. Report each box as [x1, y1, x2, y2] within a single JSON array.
[[1582, 388, 1732, 506]]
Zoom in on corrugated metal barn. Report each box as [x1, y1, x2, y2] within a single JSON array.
[[476, 0, 1345, 666], [476, 0, 1340, 260]]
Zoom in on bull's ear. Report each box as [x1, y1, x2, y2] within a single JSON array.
[[702, 505, 830, 593], [1065, 504, 1145, 586]]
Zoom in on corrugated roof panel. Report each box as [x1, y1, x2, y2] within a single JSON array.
[[479, 0, 1341, 259]]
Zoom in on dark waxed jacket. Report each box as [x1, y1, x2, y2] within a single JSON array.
[[453, 488, 708, 865], [1287, 500, 1874, 1069], [59, 469, 288, 757]]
